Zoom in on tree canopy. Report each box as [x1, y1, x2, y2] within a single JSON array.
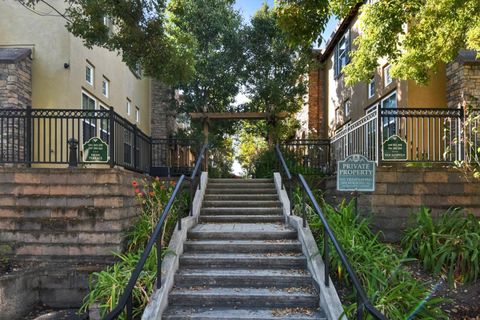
[[276, 0, 480, 84]]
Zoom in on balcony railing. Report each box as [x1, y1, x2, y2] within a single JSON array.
[[331, 106, 480, 165], [0, 106, 199, 176]]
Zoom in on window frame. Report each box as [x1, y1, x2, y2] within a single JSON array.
[[102, 77, 110, 98], [334, 30, 351, 77], [383, 64, 393, 87], [135, 106, 140, 123], [344, 99, 352, 118], [86, 63, 94, 86], [126, 99, 131, 116], [81, 91, 97, 143], [368, 78, 375, 98]]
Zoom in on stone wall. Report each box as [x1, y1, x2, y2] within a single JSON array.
[[151, 80, 176, 139], [0, 167, 144, 264], [322, 166, 480, 242], [446, 50, 480, 109], [0, 49, 32, 109]]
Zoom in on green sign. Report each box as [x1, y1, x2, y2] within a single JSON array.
[[83, 137, 109, 162], [337, 154, 375, 192], [383, 135, 407, 161]]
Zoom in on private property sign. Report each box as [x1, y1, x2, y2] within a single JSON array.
[[337, 154, 375, 192], [83, 137, 109, 162]]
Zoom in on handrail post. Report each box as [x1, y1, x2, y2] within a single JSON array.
[[156, 226, 163, 289], [356, 293, 364, 320], [109, 107, 115, 168], [301, 188, 306, 228], [376, 105, 382, 166], [126, 293, 133, 320], [133, 124, 138, 170]]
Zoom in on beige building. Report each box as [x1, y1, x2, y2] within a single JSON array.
[[307, 4, 479, 164]]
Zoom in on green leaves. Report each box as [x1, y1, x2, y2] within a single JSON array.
[[402, 207, 480, 286]]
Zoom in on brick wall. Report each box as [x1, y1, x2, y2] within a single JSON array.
[[322, 166, 480, 241], [308, 65, 327, 138], [0, 167, 144, 264]]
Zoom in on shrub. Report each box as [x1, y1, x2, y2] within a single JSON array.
[[293, 191, 446, 319], [80, 178, 188, 319], [402, 206, 480, 285]]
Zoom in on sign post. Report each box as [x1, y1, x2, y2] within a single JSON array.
[[83, 137, 109, 163], [337, 154, 376, 217], [382, 135, 407, 161]]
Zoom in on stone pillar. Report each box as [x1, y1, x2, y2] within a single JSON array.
[[0, 48, 32, 163], [150, 80, 176, 140], [446, 50, 480, 109]]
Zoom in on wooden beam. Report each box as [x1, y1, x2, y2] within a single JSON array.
[[189, 112, 289, 120]]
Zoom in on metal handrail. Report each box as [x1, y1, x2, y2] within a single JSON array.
[[186, 144, 208, 216], [103, 174, 186, 320], [296, 174, 386, 320], [274, 145, 386, 319], [104, 144, 207, 319]]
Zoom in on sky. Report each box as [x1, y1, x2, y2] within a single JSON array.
[[233, 0, 338, 48]]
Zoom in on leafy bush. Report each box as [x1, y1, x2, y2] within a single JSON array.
[[293, 191, 446, 319], [80, 178, 188, 319], [402, 207, 480, 285]]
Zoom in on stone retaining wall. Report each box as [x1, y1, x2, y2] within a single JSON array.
[[0, 167, 145, 264], [322, 165, 480, 241]]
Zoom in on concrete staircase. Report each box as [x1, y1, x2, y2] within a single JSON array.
[[162, 178, 326, 320]]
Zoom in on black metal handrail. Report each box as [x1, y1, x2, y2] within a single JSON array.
[[186, 144, 207, 217], [103, 143, 207, 320], [103, 174, 186, 320], [274, 145, 386, 320]]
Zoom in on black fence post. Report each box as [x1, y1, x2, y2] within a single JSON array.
[[109, 107, 115, 168], [25, 105, 32, 167], [133, 124, 138, 170], [376, 104, 382, 166], [68, 138, 78, 168]]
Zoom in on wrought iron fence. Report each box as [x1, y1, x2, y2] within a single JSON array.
[[0, 106, 199, 175], [330, 106, 480, 164], [280, 139, 331, 174]]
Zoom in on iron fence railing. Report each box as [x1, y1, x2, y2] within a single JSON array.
[[280, 139, 331, 174], [331, 106, 480, 165], [0, 106, 199, 175]]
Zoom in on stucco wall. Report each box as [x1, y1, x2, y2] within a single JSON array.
[[0, 0, 152, 134]]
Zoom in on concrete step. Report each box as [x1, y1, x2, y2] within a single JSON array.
[[206, 188, 277, 195], [188, 224, 297, 240], [163, 307, 326, 320], [183, 240, 303, 254], [179, 253, 306, 269], [204, 194, 279, 201], [206, 183, 275, 189], [208, 179, 273, 183], [168, 287, 318, 308], [202, 200, 281, 208], [199, 215, 284, 223], [174, 269, 313, 288], [200, 208, 283, 215]]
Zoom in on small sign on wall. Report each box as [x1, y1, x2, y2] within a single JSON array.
[[337, 154, 375, 192], [382, 135, 407, 161], [83, 137, 109, 162]]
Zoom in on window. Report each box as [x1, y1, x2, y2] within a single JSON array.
[[383, 64, 392, 87], [123, 130, 133, 165], [135, 107, 140, 123], [86, 63, 94, 85], [102, 77, 109, 97], [334, 30, 350, 76], [381, 91, 397, 139], [344, 100, 352, 118], [82, 92, 96, 142], [368, 78, 375, 98], [131, 63, 142, 79], [126, 99, 131, 115]]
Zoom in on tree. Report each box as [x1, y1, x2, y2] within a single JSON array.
[[22, 0, 195, 83], [276, 0, 480, 85], [243, 4, 307, 143]]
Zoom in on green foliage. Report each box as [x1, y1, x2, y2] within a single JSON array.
[[208, 135, 235, 178], [276, 0, 480, 85], [80, 178, 187, 318], [453, 104, 480, 180], [402, 207, 480, 285], [0, 244, 12, 272], [294, 194, 446, 319]]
